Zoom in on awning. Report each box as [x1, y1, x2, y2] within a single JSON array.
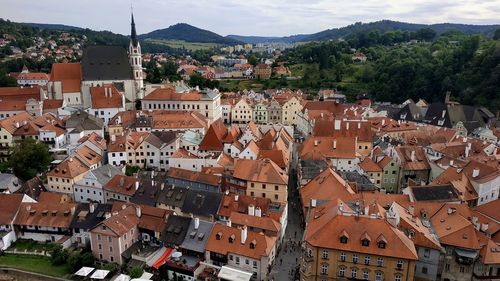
[[139, 272, 154, 280], [74, 267, 95, 277], [455, 248, 478, 259], [112, 274, 131, 281], [217, 266, 253, 281], [151, 247, 173, 269], [90, 269, 110, 280]]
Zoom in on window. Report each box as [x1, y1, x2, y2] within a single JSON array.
[[424, 249, 430, 258], [306, 248, 312, 257], [352, 254, 358, 263], [245, 259, 249, 265], [378, 241, 386, 248], [396, 260, 403, 270], [395, 275, 401, 281], [321, 264, 328, 275], [109, 246, 113, 252], [375, 272, 382, 281], [422, 267, 428, 274], [275, 185, 279, 190], [235, 257, 240, 264], [364, 256, 370, 265], [445, 263, 450, 271], [363, 270, 369, 280], [262, 184, 266, 189], [274, 194, 279, 200], [338, 267, 345, 277], [362, 239, 370, 247], [351, 268, 357, 278], [459, 266, 465, 273], [253, 261, 257, 268], [322, 250, 329, 259], [377, 257, 383, 267], [340, 252, 346, 261], [340, 236, 348, 244]]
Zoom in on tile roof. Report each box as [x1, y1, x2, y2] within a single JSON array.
[[74, 145, 102, 168], [0, 194, 24, 225], [180, 218, 214, 254], [90, 85, 124, 109], [395, 146, 430, 171], [206, 223, 276, 259], [49, 63, 82, 93], [81, 46, 133, 80], [359, 157, 382, 172], [229, 212, 281, 233], [474, 200, 500, 222], [299, 136, 356, 160], [181, 189, 222, 218], [0, 112, 34, 134], [257, 150, 287, 169], [42, 99, 63, 110], [104, 175, 138, 196], [151, 111, 208, 130], [163, 215, 192, 246], [300, 168, 355, 209], [218, 194, 271, 219], [199, 119, 227, 151], [313, 119, 373, 142], [143, 87, 202, 101], [167, 167, 220, 187], [305, 203, 418, 260], [91, 205, 139, 237], [17, 176, 46, 201], [47, 157, 89, 179], [233, 159, 288, 185], [15, 202, 77, 228]]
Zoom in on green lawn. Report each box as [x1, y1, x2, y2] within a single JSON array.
[[9, 239, 58, 252], [0, 254, 71, 277], [145, 39, 218, 51]]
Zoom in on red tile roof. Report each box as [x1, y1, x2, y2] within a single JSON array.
[[90, 85, 123, 109]]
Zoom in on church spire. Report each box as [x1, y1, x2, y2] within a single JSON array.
[[130, 12, 138, 47]]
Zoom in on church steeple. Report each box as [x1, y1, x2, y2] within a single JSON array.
[[130, 12, 139, 47]]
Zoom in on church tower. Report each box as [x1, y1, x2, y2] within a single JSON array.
[[129, 12, 144, 98]]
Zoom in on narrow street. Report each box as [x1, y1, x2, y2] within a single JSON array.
[[269, 140, 304, 281]]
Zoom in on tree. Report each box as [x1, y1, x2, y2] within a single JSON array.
[[494, 28, 500, 40], [50, 246, 69, 266], [248, 55, 258, 66], [416, 28, 437, 41], [163, 61, 181, 81], [128, 266, 144, 279], [8, 138, 52, 181]]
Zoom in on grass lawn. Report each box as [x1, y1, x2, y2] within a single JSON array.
[[0, 254, 71, 277], [9, 239, 57, 252], [145, 39, 218, 51]]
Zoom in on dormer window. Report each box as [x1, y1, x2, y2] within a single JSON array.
[[361, 232, 371, 247], [378, 241, 386, 249], [216, 232, 222, 240], [229, 234, 235, 243], [377, 234, 387, 248], [339, 230, 349, 244], [250, 240, 256, 249]]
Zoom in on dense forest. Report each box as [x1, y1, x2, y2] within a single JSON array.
[[139, 23, 242, 45], [279, 29, 500, 111]]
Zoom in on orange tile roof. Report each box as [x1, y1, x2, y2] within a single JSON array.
[[199, 119, 227, 151], [0, 86, 41, 101], [104, 175, 138, 196], [218, 194, 271, 218], [0, 194, 24, 225], [90, 85, 123, 109], [359, 157, 382, 172], [233, 159, 288, 185], [0, 100, 28, 111], [395, 146, 430, 171], [74, 145, 102, 167], [92, 205, 139, 237], [206, 223, 276, 260], [480, 238, 500, 264], [49, 63, 81, 93], [15, 202, 77, 228], [313, 119, 373, 142], [42, 99, 63, 110], [299, 136, 356, 160], [17, 72, 50, 81], [300, 168, 356, 209], [151, 111, 208, 130], [13, 121, 40, 136], [47, 157, 89, 179], [107, 135, 127, 152], [143, 87, 202, 101], [229, 212, 281, 233], [305, 204, 418, 260], [474, 200, 500, 222], [258, 150, 287, 169]]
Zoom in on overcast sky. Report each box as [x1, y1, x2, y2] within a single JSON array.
[[2, 0, 499, 36]]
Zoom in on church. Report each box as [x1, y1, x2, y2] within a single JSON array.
[[80, 13, 144, 107]]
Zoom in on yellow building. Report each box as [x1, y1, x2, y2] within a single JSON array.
[[232, 158, 288, 204], [0, 112, 34, 162], [359, 157, 383, 187], [301, 201, 418, 281], [47, 157, 89, 195], [281, 96, 303, 126]]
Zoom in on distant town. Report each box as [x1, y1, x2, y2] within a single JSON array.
[[0, 10, 498, 281]]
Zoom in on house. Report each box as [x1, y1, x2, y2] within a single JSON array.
[[73, 165, 123, 203], [90, 204, 140, 264], [65, 111, 104, 146], [0, 173, 22, 193], [103, 174, 138, 203], [387, 202, 442, 281], [16, 66, 50, 86], [296, 100, 344, 136], [253, 102, 268, 124], [16, 176, 46, 201], [0, 194, 24, 250], [359, 157, 383, 187], [14, 202, 77, 244], [47, 157, 89, 196], [156, 185, 188, 214], [89, 85, 125, 126], [389, 146, 431, 188], [231, 98, 253, 124], [0, 86, 44, 118], [301, 200, 418, 281], [279, 95, 302, 126], [266, 99, 282, 124], [39, 123, 66, 152], [180, 189, 223, 221], [205, 223, 277, 281], [0, 112, 34, 162], [254, 64, 272, 79], [70, 203, 112, 247], [163, 215, 192, 248], [47, 63, 82, 105], [231, 158, 288, 203], [374, 154, 402, 193], [141, 87, 222, 122], [298, 136, 359, 172]]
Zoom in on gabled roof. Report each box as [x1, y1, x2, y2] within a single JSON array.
[[167, 167, 220, 187], [0, 194, 24, 225], [0, 112, 34, 134], [15, 202, 77, 228], [90, 85, 123, 109], [359, 157, 382, 172], [395, 146, 430, 171], [218, 194, 271, 219], [104, 175, 137, 196], [300, 168, 355, 209], [91, 205, 139, 237], [49, 63, 82, 93], [181, 189, 222, 217], [47, 157, 89, 179], [230, 212, 281, 233], [199, 119, 227, 151], [299, 136, 356, 160], [81, 46, 133, 81], [233, 159, 288, 185]]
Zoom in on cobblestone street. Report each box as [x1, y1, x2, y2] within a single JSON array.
[[270, 142, 304, 281]]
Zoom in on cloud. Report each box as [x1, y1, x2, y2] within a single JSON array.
[[0, 0, 498, 36]]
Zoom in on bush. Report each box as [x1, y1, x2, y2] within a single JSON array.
[[50, 245, 68, 266], [101, 262, 118, 275], [128, 266, 144, 279]]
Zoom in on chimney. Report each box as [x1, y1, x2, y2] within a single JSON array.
[[358, 122, 361, 129], [333, 139, 337, 149], [314, 140, 318, 146], [110, 134, 116, 142], [465, 146, 470, 158], [449, 160, 454, 166], [472, 168, 480, 178], [161, 182, 165, 190], [334, 119, 341, 130], [463, 137, 467, 143], [248, 204, 255, 216], [135, 181, 140, 190], [227, 219, 232, 227], [241, 226, 248, 244], [346, 122, 349, 130], [310, 199, 317, 208], [89, 203, 95, 213], [234, 194, 239, 202], [320, 112, 324, 118], [69, 157, 73, 162], [410, 150, 415, 162], [408, 205, 414, 216], [71, 206, 76, 216], [381, 119, 385, 126], [105, 212, 111, 219], [136, 206, 142, 218], [194, 217, 200, 230], [255, 207, 262, 217], [481, 223, 489, 232], [15, 122, 20, 128], [442, 110, 446, 118]]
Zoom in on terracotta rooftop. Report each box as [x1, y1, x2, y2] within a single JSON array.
[[104, 175, 138, 196], [91, 205, 139, 237], [299, 136, 356, 160], [47, 157, 89, 179], [90, 85, 123, 109], [167, 167, 220, 186], [233, 158, 288, 185], [14, 202, 77, 228]]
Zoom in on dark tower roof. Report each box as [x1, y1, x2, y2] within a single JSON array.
[[130, 13, 139, 47]]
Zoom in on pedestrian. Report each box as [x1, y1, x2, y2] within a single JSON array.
[[296, 257, 298, 263], [280, 258, 282, 265]]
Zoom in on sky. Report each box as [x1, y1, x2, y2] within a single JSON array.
[[1, 0, 499, 36]]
